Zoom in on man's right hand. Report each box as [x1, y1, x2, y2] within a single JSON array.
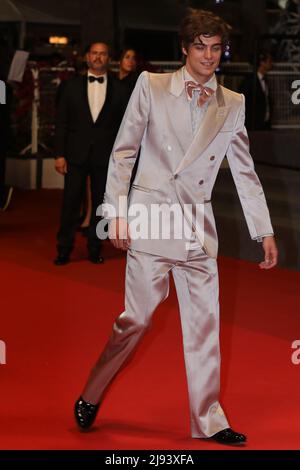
[[108, 217, 131, 251], [55, 157, 67, 175]]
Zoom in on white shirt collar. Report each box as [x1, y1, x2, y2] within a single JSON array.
[[257, 71, 265, 81], [183, 66, 218, 91]]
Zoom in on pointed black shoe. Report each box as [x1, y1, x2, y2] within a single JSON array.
[[74, 396, 100, 430], [211, 428, 246, 446], [88, 253, 104, 264], [54, 253, 70, 266]]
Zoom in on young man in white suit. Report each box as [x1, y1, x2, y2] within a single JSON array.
[[74, 9, 278, 445]]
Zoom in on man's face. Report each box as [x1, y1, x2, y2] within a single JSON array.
[[262, 56, 273, 74], [183, 35, 223, 84], [86, 43, 110, 75]]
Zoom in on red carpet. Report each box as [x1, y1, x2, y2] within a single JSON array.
[[0, 189, 299, 450]]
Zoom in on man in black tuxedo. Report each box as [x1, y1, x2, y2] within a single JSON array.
[[239, 53, 273, 131], [54, 42, 130, 265]]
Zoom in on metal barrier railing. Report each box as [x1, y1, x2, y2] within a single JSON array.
[[219, 62, 300, 129], [15, 61, 300, 156], [107, 61, 300, 129], [13, 65, 75, 156]]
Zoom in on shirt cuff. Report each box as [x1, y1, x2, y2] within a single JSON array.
[[254, 234, 274, 243]]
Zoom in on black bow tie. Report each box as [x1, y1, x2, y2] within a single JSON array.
[[88, 75, 104, 83]]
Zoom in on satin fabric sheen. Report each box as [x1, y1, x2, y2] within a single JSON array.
[[103, 68, 273, 259], [81, 67, 274, 438], [82, 248, 229, 438]]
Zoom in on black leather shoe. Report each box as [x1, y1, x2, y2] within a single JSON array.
[[74, 396, 100, 430], [54, 253, 70, 265], [88, 254, 104, 264], [211, 428, 246, 446]]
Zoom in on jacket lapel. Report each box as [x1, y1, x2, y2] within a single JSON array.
[[166, 68, 193, 154], [94, 73, 113, 125], [81, 74, 95, 124], [175, 84, 231, 174]]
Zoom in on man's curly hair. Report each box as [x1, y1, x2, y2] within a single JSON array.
[[180, 9, 232, 51]]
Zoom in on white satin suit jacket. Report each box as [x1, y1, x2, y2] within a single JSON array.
[[104, 67, 274, 259]]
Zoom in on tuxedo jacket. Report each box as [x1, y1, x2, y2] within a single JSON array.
[[104, 68, 274, 260], [239, 74, 271, 130], [55, 73, 130, 168]]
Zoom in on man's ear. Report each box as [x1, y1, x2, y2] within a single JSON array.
[[182, 46, 188, 56]]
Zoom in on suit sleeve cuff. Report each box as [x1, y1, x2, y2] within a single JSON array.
[[254, 234, 274, 243]]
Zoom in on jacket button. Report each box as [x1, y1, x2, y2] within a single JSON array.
[[210, 156, 215, 161], [167, 145, 172, 151], [166, 198, 172, 203], [199, 179, 204, 185]]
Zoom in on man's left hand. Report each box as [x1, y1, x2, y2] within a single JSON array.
[[259, 235, 278, 270]]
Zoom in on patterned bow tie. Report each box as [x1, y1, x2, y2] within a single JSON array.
[[185, 80, 215, 107], [88, 75, 104, 83]]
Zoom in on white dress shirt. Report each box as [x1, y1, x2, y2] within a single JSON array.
[[257, 71, 270, 122], [87, 71, 107, 122]]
